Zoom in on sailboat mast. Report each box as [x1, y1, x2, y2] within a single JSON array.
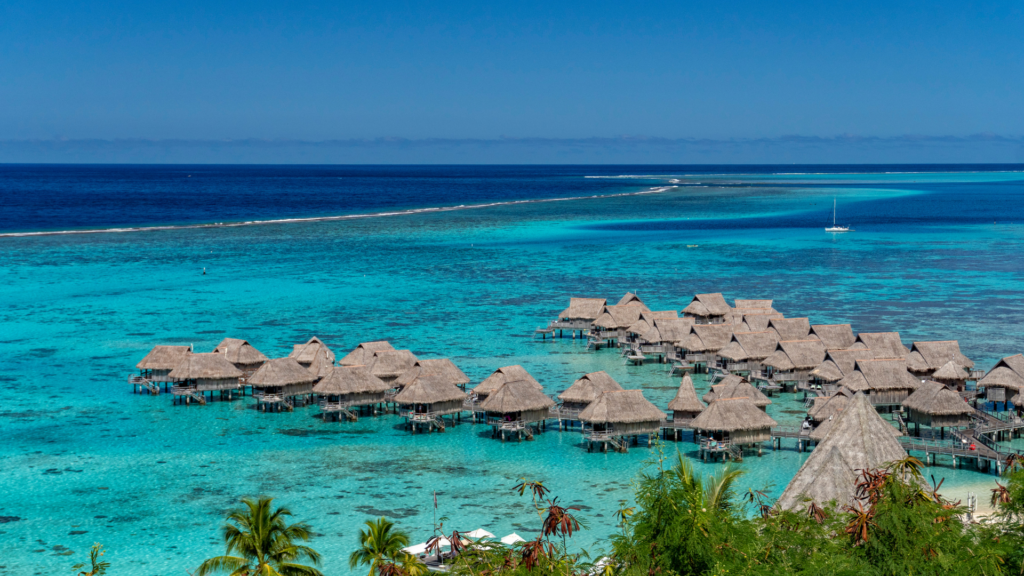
[[833, 198, 836, 227]]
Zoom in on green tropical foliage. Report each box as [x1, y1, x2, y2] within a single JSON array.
[[71, 543, 110, 576], [349, 516, 424, 576], [196, 496, 322, 576]]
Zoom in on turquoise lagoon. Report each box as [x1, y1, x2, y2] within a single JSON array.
[[1, 168, 1024, 575]]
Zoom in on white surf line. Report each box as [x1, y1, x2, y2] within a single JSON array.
[[0, 186, 677, 238]]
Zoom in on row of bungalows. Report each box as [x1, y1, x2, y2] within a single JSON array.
[[588, 293, 652, 348]]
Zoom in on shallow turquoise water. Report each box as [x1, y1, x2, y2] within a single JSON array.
[[1, 171, 1023, 575]]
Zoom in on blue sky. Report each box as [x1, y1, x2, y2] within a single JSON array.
[[1, 0, 1022, 162]]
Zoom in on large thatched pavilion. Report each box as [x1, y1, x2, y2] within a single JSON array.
[[479, 379, 555, 441], [248, 357, 318, 412], [213, 338, 268, 379], [579, 390, 666, 453], [313, 365, 390, 422], [168, 353, 243, 405]]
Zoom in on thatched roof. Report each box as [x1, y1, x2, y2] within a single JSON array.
[[394, 358, 471, 388], [640, 317, 695, 344], [906, 341, 974, 372], [808, 390, 852, 422], [668, 374, 706, 413], [479, 379, 555, 413], [474, 365, 541, 396], [559, 298, 607, 320], [736, 313, 784, 332], [592, 305, 646, 330], [932, 360, 968, 381], [559, 371, 623, 404], [702, 376, 771, 407], [626, 310, 679, 335], [168, 353, 242, 380], [838, 359, 920, 392], [810, 349, 875, 382], [313, 365, 389, 395], [979, 355, 1024, 390], [248, 357, 318, 387], [809, 324, 855, 350], [616, 292, 649, 309], [768, 318, 811, 341], [761, 340, 827, 371], [289, 337, 336, 365], [678, 323, 737, 352], [339, 341, 395, 366], [136, 345, 192, 370], [689, 397, 777, 432], [716, 331, 780, 361], [393, 375, 467, 405], [779, 393, 906, 510], [734, 299, 773, 310], [682, 293, 732, 318], [304, 345, 336, 379], [367, 349, 419, 379], [902, 380, 973, 416], [851, 332, 908, 359], [213, 338, 268, 365], [578, 390, 666, 424]]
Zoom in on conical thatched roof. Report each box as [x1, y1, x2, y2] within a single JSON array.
[[932, 360, 967, 382], [578, 390, 666, 424], [617, 292, 648, 308], [289, 337, 336, 365], [592, 305, 646, 330], [640, 317, 695, 344], [213, 338, 268, 365], [736, 313, 784, 332], [678, 323, 737, 352], [734, 299, 773, 310], [339, 341, 394, 366], [851, 332, 908, 359], [903, 381, 974, 417], [761, 339, 827, 371], [368, 349, 419, 379], [394, 358, 471, 388], [168, 353, 242, 380], [779, 393, 906, 510], [716, 331, 780, 361], [627, 310, 679, 335], [768, 318, 811, 341], [479, 379, 555, 413], [313, 365, 389, 395], [248, 357, 318, 387], [474, 365, 542, 396], [559, 297, 607, 320], [689, 397, 777, 431], [906, 341, 974, 372], [393, 375, 467, 405], [682, 293, 732, 318], [809, 324, 856, 350], [811, 348, 876, 382], [702, 376, 771, 407], [838, 359, 920, 392], [136, 345, 192, 370], [668, 374, 706, 413], [559, 371, 623, 404]]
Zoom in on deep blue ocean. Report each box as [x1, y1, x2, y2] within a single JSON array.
[[2, 164, 1024, 576]]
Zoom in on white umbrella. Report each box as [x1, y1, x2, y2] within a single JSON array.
[[403, 543, 428, 555], [500, 533, 525, 545], [464, 529, 496, 539]]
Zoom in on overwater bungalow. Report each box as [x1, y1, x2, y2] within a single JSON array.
[[289, 336, 336, 369], [689, 397, 778, 459], [734, 299, 775, 312], [807, 388, 852, 424], [638, 317, 695, 362], [625, 310, 679, 346], [248, 357, 318, 412], [579, 390, 666, 452], [808, 324, 856, 350], [313, 365, 390, 421], [478, 379, 556, 441], [394, 375, 467, 433], [557, 371, 623, 424], [978, 354, 1024, 405], [549, 297, 608, 336], [850, 332, 909, 359], [168, 353, 243, 404], [902, 380, 974, 437], [339, 341, 394, 366], [733, 312, 784, 332], [931, 360, 970, 391], [836, 358, 920, 406], [677, 323, 737, 373], [758, 339, 827, 391], [590, 305, 647, 348], [368, 349, 419, 386], [616, 292, 648, 308], [681, 293, 732, 325], [213, 338, 268, 379], [666, 374, 705, 433], [714, 331, 780, 376], [394, 358, 471, 391], [135, 345, 192, 391], [778, 393, 906, 510], [809, 348, 876, 393], [905, 341, 974, 379], [702, 375, 771, 410], [471, 365, 541, 405], [767, 317, 811, 341]]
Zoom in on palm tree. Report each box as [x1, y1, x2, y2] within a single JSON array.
[[72, 543, 110, 576], [349, 517, 416, 576], [196, 496, 322, 576]]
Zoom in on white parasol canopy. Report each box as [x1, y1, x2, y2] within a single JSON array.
[[500, 533, 525, 545], [464, 529, 496, 539]]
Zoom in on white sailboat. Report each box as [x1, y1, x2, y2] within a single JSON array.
[[825, 197, 850, 233]]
